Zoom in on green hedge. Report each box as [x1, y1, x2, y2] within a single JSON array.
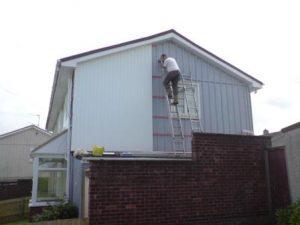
[[276, 200, 300, 225]]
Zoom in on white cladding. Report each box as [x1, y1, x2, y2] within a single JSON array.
[[72, 45, 153, 152]]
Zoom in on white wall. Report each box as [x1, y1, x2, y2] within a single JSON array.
[[72, 45, 153, 152]]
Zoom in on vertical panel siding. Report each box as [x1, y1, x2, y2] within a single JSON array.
[[152, 41, 254, 152], [72, 45, 153, 152]]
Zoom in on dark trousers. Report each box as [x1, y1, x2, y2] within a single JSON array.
[[163, 70, 180, 98]]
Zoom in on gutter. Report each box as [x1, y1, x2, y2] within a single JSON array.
[[45, 60, 62, 130]]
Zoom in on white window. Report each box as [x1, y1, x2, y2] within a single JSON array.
[[171, 81, 200, 119], [33, 157, 67, 203]]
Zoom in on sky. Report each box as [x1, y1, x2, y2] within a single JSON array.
[[0, 0, 299, 135]]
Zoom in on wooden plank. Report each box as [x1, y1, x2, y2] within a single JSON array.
[[28, 218, 88, 225]]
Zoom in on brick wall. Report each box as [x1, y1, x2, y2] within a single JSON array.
[[89, 133, 272, 225], [0, 179, 32, 200]]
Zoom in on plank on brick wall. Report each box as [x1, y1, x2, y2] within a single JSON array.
[[28, 218, 88, 225]]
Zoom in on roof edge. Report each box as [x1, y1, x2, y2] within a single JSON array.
[[170, 30, 263, 86], [281, 121, 300, 133], [45, 60, 61, 130], [59, 29, 263, 86], [60, 29, 176, 62], [0, 125, 51, 140]]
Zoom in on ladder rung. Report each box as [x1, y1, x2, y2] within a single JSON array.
[[173, 126, 182, 129], [173, 134, 183, 137], [173, 136, 184, 139]]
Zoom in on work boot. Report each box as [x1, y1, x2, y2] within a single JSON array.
[[173, 95, 179, 105]]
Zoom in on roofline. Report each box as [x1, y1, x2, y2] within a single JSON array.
[[60, 29, 263, 85], [0, 125, 51, 140], [60, 30, 173, 62], [171, 30, 263, 85], [30, 129, 67, 155], [281, 121, 300, 133], [46, 29, 264, 129], [45, 61, 61, 129]]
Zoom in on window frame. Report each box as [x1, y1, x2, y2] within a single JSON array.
[[32, 155, 68, 205], [171, 81, 200, 119]]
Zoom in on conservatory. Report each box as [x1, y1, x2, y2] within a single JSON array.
[[30, 130, 69, 206]]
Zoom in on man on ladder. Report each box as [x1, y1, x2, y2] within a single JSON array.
[[159, 54, 181, 105]]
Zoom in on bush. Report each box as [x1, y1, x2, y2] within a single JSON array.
[[33, 202, 78, 222], [276, 200, 300, 225], [290, 205, 300, 225], [276, 206, 294, 225]]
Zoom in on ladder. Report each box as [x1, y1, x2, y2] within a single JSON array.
[[165, 93, 185, 152], [165, 73, 203, 153]]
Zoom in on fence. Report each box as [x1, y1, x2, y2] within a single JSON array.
[[28, 218, 88, 225], [268, 147, 291, 210], [0, 179, 32, 201], [0, 197, 30, 224]]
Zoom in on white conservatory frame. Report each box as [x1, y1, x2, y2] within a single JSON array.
[[31, 154, 69, 206]]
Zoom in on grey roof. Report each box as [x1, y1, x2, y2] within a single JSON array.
[[0, 125, 51, 140]]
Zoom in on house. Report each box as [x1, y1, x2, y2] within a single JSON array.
[[29, 30, 264, 218], [0, 125, 51, 180], [268, 122, 300, 203]]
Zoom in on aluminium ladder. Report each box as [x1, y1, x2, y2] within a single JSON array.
[[165, 92, 186, 152], [165, 73, 203, 153]]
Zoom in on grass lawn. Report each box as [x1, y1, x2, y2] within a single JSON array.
[[2, 220, 28, 225]]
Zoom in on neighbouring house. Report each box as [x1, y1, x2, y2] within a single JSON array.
[[0, 125, 51, 200], [0, 125, 51, 180], [268, 122, 300, 203], [29, 30, 268, 223]]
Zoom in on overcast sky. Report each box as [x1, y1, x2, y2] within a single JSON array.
[[0, 0, 299, 135]]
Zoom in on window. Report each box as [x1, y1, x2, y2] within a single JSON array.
[[35, 158, 67, 202], [171, 81, 200, 119]]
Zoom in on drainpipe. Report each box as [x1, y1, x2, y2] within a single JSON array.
[[67, 70, 75, 202], [264, 139, 273, 216]]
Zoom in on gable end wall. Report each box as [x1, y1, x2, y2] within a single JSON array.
[[152, 41, 254, 151]]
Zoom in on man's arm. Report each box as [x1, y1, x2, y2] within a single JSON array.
[[158, 60, 166, 68], [162, 59, 168, 68]]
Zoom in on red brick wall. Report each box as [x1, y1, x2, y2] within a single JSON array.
[[0, 179, 32, 200], [89, 133, 272, 225]]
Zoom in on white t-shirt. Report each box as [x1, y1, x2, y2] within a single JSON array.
[[163, 57, 180, 73]]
